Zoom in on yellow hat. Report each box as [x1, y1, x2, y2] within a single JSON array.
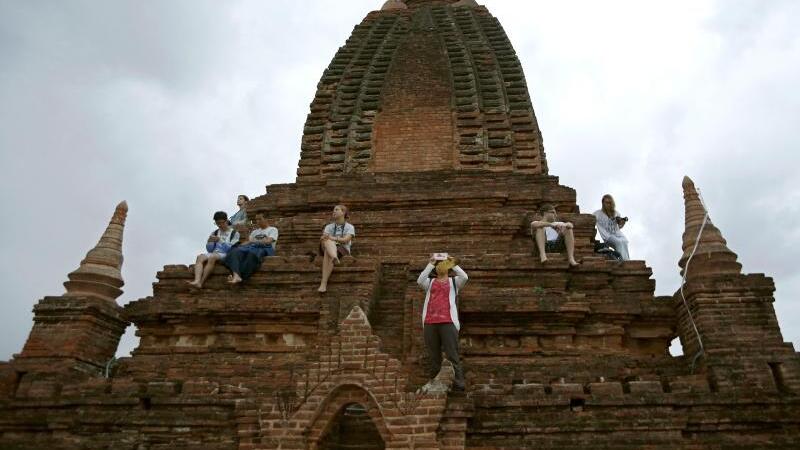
[[435, 257, 456, 272]]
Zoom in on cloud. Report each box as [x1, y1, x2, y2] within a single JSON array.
[[491, 0, 800, 349], [0, 0, 798, 359]]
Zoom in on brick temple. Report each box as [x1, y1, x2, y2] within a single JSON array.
[[2, 1, 799, 448]]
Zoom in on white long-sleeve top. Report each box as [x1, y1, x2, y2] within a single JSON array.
[[417, 264, 469, 330], [593, 209, 626, 242]]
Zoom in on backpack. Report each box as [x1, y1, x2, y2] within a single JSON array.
[[213, 229, 240, 249], [594, 241, 622, 261]]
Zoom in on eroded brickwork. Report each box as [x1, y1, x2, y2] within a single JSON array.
[[298, 1, 546, 180]]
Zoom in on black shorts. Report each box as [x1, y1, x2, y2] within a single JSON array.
[[545, 236, 565, 253], [319, 243, 351, 259]]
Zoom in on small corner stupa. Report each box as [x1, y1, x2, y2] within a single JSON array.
[[7, 201, 129, 383], [678, 176, 741, 277], [64, 200, 128, 301]]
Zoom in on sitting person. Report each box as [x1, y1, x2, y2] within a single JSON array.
[[225, 213, 278, 284], [317, 204, 355, 293], [229, 194, 249, 226], [530, 204, 580, 267], [188, 211, 240, 288], [593, 194, 630, 260], [417, 254, 468, 391]]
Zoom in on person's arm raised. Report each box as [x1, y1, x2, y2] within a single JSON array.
[[417, 259, 436, 291], [452, 265, 468, 290]]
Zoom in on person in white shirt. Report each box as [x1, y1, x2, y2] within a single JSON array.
[[593, 194, 630, 261], [417, 254, 469, 391], [226, 213, 279, 284], [318, 204, 355, 293], [530, 204, 580, 267], [188, 211, 240, 289]]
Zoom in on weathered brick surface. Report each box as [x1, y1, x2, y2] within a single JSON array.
[[298, 1, 545, 181], [2, 2, 799, 449]]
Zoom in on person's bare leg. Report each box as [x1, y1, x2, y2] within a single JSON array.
[[199, 254, 221, 287], [318, 240, 337, 292], [330, 242, 341, 264], [564, 229, 580, 266], [318, 256, 332, 293], [534, 228, 548, 263], [188, 254, 207, 287]]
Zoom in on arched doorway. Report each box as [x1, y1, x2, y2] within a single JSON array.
[[318, 403, 386, 450]]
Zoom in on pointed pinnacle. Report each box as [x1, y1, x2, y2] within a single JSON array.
[[382, 0, 474, 10], [679, 177, 740, 277], [64, 201, 128, 301]]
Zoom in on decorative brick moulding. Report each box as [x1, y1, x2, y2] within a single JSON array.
[[2, 1, 799, 449], [237, 306, 458, 449]]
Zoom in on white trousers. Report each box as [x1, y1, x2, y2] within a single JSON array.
[[605, 235, 630, 261]]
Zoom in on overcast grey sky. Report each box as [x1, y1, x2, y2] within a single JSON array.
[[1, 0, 798, 360]]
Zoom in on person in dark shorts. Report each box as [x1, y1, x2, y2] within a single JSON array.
[[417, 254, 469, 391], [530, 204, 579, 267], [317, 204, 355, 293]]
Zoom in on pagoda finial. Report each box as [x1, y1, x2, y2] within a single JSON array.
[[679, 177, 741, 276], [385, 0, 469, 9], [63, 201, 128, 301], [381, 0, 407, 10]]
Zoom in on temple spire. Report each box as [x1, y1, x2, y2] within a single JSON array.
[[679, 176, 741, 277], [382, 0, 476, 10], [381, 0, 407, 10], [63, 201, 128, 301]]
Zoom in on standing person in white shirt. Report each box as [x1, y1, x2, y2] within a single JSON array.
[[593, 194, 630, 261], [417, 254, 469, 391], [317, 204, 355, 293], [530, 204, 580, 267]]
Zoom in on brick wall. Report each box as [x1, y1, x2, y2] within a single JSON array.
[[372, 30, 456, 172]]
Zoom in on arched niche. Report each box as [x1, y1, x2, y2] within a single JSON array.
[[307, 384, 394, 449], [318, 402, 386, 450]]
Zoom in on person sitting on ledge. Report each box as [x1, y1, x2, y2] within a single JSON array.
[[593, 194, 630, 261], [318, 204, 355, 293], [225, 213, 278, 284], [229, 194, 249, 226], [530, 204, 580, 267], [417, 254, 468, 392], [188, 211, 240, 289]]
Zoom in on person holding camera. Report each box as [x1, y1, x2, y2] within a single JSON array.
[[593, 194, 630, 260], [188, 211, 240, 289], [417, 254, 468, 391]]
